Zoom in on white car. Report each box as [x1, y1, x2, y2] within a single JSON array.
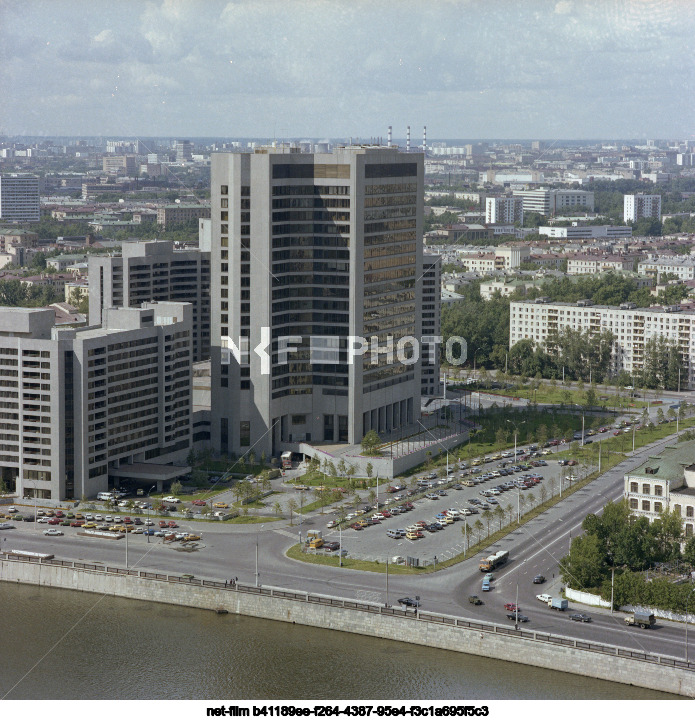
[[326, 520, 338, 528], [8, 506, 17, 513], [95, 515, 104, 521], [446, 508, 461, 517], [131, 527, 144, 534], [37, 517, 49, 523], [44, 528, 63, 536], [536, 593, 553, 603], [162, 496, 181, 504], [145, 519, 154, 526]]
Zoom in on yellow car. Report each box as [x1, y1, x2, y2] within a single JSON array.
[[82, 522, 98, 529], [183, 534, 201, 542], [110, 525, 127, 533], [212, 502, 229, 509]]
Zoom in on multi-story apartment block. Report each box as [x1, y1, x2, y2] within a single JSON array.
[[0, 174, 40, 222], [624, 444, 695, 538], [156, 204, 211, 228], [102, 155, 137, 176], [88, 240, 211, 361], [422, 253, 441, 397], [638, 257, 695, 281], [485, 196, 523, 225], [624, 194, 662, 223], [512, 188, 594, 216], [210, 145, 424, 457], [510, 298, 695, 387], [460, 244, 530, 273], [539, 225, 632, 240], [0, 302, 192, 501]]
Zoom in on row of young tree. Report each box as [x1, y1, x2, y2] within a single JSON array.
[[442, 273, 689, 388], [560, 499, 695, 612]]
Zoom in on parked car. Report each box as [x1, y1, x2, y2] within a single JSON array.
[[43, 528, 64, 536], [323, 541, 340, 551], [192, 499, 207, 506]]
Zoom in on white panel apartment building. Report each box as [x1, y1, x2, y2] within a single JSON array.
[[485, 196, 523, 225], [538, 225, 632, 240], [0, 303, 192, 501], [510, 298, 695, 387], [512, 188, 594, 216], [624, 194, 662, 222]]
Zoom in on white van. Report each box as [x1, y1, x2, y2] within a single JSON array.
[[97, 492, 115, 501]]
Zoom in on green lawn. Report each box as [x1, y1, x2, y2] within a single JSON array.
[[480, 383, 649, 410]]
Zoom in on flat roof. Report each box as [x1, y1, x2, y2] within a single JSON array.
[[108, 463, 190, 481]]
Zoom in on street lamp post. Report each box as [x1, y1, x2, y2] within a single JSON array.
[[146, 485, 156, 544]]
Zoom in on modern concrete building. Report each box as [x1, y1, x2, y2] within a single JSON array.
[[566, 255, 634, 275], [0, 302, 192, 501], [209, 145, 424, 457], [102, 155, 137, 176], [624, 443, 695, 538], [422, 253, 441, 397], [88, 239, 211, 361], [0, 174, 40, 222], [512, 188, 594, 216], [175, 140, 193, 162], [485, 196, 523, 225], [624, 194, 662, 223], [510, 298, 694, 386]]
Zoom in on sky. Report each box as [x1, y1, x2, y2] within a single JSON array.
[[1, 0, 694, 140]]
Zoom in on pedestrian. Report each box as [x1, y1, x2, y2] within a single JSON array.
[[224, 580, 227, 587]]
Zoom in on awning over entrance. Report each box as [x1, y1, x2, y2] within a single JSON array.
[[108, 463, 190, 482]]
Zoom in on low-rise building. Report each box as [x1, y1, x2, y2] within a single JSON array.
[[624, 444, 695, 538]]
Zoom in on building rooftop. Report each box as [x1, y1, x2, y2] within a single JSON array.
[[627, 444, 695, 482]]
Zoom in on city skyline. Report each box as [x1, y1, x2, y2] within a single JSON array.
[[2, 0, 694, 139]]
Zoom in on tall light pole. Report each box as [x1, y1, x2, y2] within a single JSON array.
[[146, 485, 156, 544], [686, 586, 695, 663], [255, 524, 264, 587]]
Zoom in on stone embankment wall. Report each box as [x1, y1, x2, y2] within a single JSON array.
[[2, 556, 693, 697]]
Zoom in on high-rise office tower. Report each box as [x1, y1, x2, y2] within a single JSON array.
[[421, 253, 441, 397], [210, 145, 424, 457], [0, 174, 40, 222], [88, 240, 211, 361], [176, 140, 193, 162]]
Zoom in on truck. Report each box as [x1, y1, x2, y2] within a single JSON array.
[[281, 451, 293, 469], [479, 549, 509, 572], [549, 597, 568, 611], [624, 611, 655, 629]]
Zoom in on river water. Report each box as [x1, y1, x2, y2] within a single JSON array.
[[0, 583, 680, 701]]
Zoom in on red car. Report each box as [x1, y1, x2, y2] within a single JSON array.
[[381, 511, 391, 518], [48, 518, 61, 525], [504, 603, 519, 612], [168, 521, 178, 528], [386, 486, 398, 493], [70, 520, 84, 527], [350, 523, 364, 530], [192, 499, 206, 506], [123, 517, 132, 524], [55, 511, 64, 518], [159, 520, 168, 528]]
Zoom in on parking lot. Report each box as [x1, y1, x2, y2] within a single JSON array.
[[314, 433, 612, 565]]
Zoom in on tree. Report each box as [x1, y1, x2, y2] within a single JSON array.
[[272, 501, 283, 518], [493, 504, 505, 531], [482, 509, 493, 537], [684, 536, 695, 565], [31, 251, 47, 270], [287, 498, 298, 525], [170, 481, 183, 497], [366, 462, 373, 479], [361, 430, 381, 456], [585, 386, 598, 409], [505, 503, 515, 525], [474, 519, 484, 539], [337, 459, 347, 477], [560, 534, 608, 589]]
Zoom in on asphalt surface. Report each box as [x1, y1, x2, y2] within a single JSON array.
[[2, 427, 693, 663]]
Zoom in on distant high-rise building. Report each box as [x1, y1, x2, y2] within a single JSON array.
[[102, 155, 137, 176], [624, 194, 662, 223], [486, 196, 524, 225], [209, 145, 424, 457], [0, 174, 40, 222], [88, 240, 211, 361], [176, 140, 193, 162]]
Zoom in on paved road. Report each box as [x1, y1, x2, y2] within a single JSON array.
[[3, 430, 693, 663]]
